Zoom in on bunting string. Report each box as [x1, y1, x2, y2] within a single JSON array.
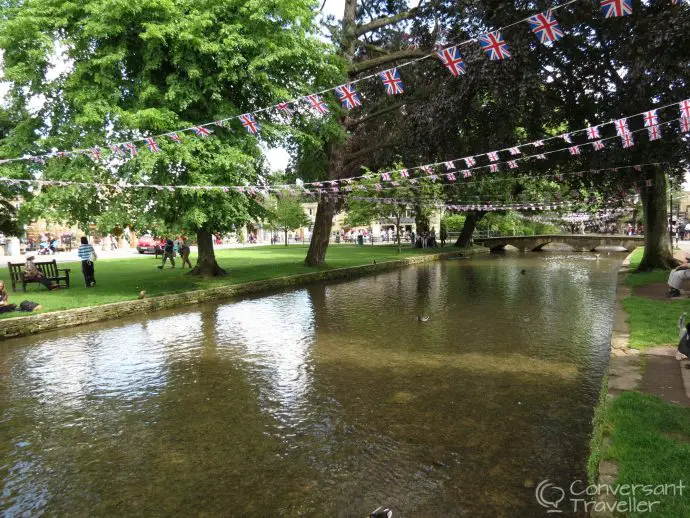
[[0, 0, 685, 165]]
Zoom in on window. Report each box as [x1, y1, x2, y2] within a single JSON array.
[[309, 209, 313, 215]]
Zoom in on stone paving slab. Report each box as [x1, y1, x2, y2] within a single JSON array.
[[640, 347, 690, 407]]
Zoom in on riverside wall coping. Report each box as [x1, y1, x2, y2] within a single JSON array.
[[0, 248, 486, 340]]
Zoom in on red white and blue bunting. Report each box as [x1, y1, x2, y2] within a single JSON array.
[[1, 0, 686, 166]]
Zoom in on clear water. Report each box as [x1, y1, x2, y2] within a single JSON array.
[[0, 253, 621, 517]]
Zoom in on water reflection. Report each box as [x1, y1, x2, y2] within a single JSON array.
[[0, 253, 621, 516]]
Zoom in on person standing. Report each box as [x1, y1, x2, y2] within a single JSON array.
[[77, 237, 97, 287], [158, 238, 175, 269], [180, 236, 192, 269]]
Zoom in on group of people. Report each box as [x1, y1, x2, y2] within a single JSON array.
[[158, 236, 192, 270]]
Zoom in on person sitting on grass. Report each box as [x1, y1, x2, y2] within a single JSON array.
[[667, 257, 690, 297], [158, 238, 175, 270], [0, 280, 42, 313], [24, 256, 57, 290]]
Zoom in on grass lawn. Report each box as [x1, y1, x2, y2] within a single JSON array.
[[623, 247, 690, 348], [602, 391, 690, 517], [0, 244, 446, 317]]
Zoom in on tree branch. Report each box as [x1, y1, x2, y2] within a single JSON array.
[[345, 101, 408, 129], [356, 8, 420, 36], [344, 139, 402, 165], [348, 48, 426, 74]]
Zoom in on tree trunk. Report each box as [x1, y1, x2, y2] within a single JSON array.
[[637, 167, 678, 270], [413, 201, 429, 248], [455, 212, 485, 248], [284, 228, 288, 246], [189, 228, 226, 276], [305, 197, 338, 266]]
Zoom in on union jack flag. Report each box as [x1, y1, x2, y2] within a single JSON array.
[[593, 140, 605, 151], [600, 0, 632, 17], [125, 142, 138, 156], [428, 175, 438, 181], [57, 151, 68, 158], [508, 160, 518, 169], [562, 134, 572, 144], [381, 172, 391, 181], [643, 110, 658, 127], [168, 133, 182, 143], [533, 140, 544, 147], [586, 126, 600, 139], [614, 118, 629, 137], [193, 126, 213, 137], [535, 154, 547, 160], [400, 169, 409, 178], [621, 133, 634, 148], [421, 165, 433, 175], [478, 31, 511, 60], [488, 151, 499, 161], [444, 161, 455, 170], [508, 147, 520, 155], [463, 170, 472, 178], [527, 10, 564, 44], [214, 120, 224, 128], [240, 113, 260, 134], [91, 146, 102, 160], [436, 46, 465, 77], [680, 100, 690, 119], [379, 68, 404, 95], [569, 146, 580, 155], [145, 138, 160, 153], [110, 144, 124, 156], [447, 172, 456, 181], [375, 184, 382, 192], [647, 125, 662, 141], [306, 94, 329, 114], [335, 84, 362, 110], [276, 102, 293, 116], [490, 164, 499, 172], [681, 117, 690, 133], [464, 157, 476, 167]]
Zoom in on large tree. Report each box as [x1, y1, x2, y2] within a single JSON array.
[[0, 0, 339, 275]]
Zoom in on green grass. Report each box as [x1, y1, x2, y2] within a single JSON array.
[[621, 247, 689, 349], [625, 247, 669, 288], [588, 374, 610, 484], [0, 245, 446, 317], [623, 296, 690, 348], [602, 391, 690, 518]]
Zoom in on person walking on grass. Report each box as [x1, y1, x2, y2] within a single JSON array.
[[77, 237, 97, 287], [158, 238, 175, 269], [180, 236, 192, 269]]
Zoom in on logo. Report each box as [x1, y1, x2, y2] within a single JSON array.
[[535, 480, 565, 513], [534, 479, 685, 514]]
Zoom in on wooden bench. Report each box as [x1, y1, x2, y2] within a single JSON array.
[[8, 260, 71, 292]]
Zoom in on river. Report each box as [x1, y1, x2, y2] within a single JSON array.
[[0, 252, 622, 517]]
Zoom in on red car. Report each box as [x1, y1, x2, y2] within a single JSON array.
[[136, 235, 165, 255]]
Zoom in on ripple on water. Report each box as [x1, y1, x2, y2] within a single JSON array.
[[0, 253, 622, 516]]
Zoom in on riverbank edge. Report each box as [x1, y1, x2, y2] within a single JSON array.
[[0, 247, 488, 340], [589, 251, 642, 515]]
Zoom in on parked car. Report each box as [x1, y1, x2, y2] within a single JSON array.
[[136, 235, 164, 255]]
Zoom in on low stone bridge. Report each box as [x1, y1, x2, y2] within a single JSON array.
[[474, 234, 644, 252]]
